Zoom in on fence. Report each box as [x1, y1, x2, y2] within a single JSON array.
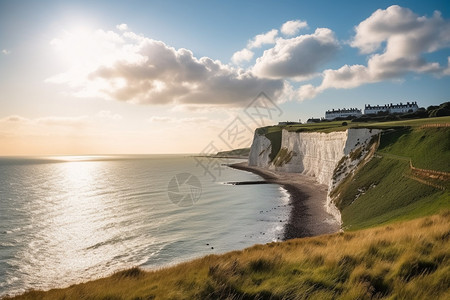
[[409, 160, 450, 179], [420, 123, 450, 128], [407, 160, 449, 190], [403, 174, 446, 191]]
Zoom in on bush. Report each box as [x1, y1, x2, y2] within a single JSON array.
[[428, 102, 450, 117]]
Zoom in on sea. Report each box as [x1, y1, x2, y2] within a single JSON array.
[[0, 155, 290, 297]]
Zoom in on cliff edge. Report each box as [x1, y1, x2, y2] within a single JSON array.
[[248, 128, 381, 225]]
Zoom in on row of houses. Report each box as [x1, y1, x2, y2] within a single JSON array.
[[323, 101, 419, 120], [324, 108, 362, 120], [364, 102, 419, 115]]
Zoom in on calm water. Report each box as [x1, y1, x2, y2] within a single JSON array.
[[0, 155, 289, 296]]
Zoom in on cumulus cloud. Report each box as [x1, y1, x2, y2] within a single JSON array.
[[48, 28, 287, 107], [281, 20, 308, 36], [297, 5, 450, 100], [48, 6, 449, 105], [444, 58, 450, 76], [116, 23, 128, 31], [247, 29, 278, 49], [231, 48, 254, 65], [351, 6, 449, 54], [297, 84, 320, 100], [253, 28, 339, 80]]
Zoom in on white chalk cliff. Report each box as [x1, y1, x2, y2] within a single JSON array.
[[248, 128, 381, 225]]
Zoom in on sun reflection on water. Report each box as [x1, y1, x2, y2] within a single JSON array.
[[0, 156, 287, 297], [47, 155, 111, 162]]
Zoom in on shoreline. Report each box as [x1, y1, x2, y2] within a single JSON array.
[[229, 162, 340, 240]]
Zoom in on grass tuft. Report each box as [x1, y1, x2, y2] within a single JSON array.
[[114, 267, 144, 279], [396, 257, 438, 281]]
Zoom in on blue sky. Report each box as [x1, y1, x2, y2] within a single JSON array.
[[0, 0, 449, 155]]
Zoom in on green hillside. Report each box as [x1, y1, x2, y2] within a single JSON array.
[[334, 126, 449, 230], [9, 212, 450, 300], [256, 116, 450, 230]]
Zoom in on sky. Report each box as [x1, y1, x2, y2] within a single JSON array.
[[0, 0, 449, 155]]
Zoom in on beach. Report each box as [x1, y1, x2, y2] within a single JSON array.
[[230, 162, 341, 240]]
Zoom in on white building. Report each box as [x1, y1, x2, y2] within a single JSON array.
[[364, 102, 419, 115], [325, 108, 362, 120], [306, 118, 322, 123]]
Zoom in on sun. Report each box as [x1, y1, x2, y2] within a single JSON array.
[[50, 25, 99, 67]]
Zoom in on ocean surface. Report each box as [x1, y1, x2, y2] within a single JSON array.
[[0, 155, 290, 297]]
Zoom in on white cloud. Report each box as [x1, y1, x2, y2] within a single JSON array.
[[48, 28, 287, 107], [247, 29, 278, 49], [444, 57, 450, 76], [281, 20, 308, 36], [297, 84, 320, 100], [351, 6, 448, 55], [231, 48, 254, 64], [298, 5, 450, 100], [2, 49, 11, 55], [116, 23, 128, 31], [48, 6, 449, 105], [1, 115, 28, 122], [253, 28, 339, 80]]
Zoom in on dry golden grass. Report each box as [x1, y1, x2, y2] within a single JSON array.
[[7, 211, 450, 300]]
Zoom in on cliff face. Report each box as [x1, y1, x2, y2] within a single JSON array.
[[248, 133, 272, 168], [248, 128, 381, 224]]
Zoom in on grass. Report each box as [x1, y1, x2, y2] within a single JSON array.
[[256, 116, 450, 163], [272, 147, 293, 167], [8, 212, 450, 300], [263, 116, 450, 134], [337, 157, 449, 230], [332, 125, 450, 230], [256, 126, 283, 161], [376, 127, 450, 172]]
